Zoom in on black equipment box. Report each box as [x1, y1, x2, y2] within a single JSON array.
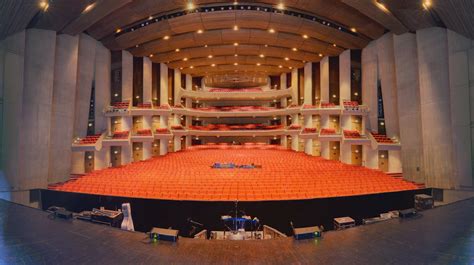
[[399, 208, 417, 218], [415, 194, 434, 211], [293, 226, 322, 240], [150, 227, 179, 242]]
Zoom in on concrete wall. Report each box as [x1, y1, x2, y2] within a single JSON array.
[[143, 57, 152, 103], [393, 33, 424, 183], [376, 33, 400, 138], [417, 27, 455, 189], [48, 34, 79, 183], [361, 42, 378, 132], [20, 29, 57, 189], [121, 50, 133, 101], [0, 31, 25, 190], [339, 50, 351, 103], [73, 34, 96, 138], [320, 56, 329, 103], [94, 42, 111, 133], [447, 30, 473, 187]]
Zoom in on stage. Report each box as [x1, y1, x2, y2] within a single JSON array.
[[48, 148, 421, 201], [1, 197, 473, 264]]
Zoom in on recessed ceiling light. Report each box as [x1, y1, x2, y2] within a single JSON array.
[[233, 1, 238, 5], [39, 1, 49, 11], [148, 16, 153, 20], [234, 54, 238, 57], [284, 57, 289, 61], [149, 54, 154, 57], [289, 67, 293, 69], [190, 66, 194, 69], [292, 48, 298, 52], [83, 3, 96, 13], [187, 2, 195, 10], [234, 42, 239, 46], [350, 27, 357, 33], [208, 55, 213, 58], [204, 44, 208, 48], [319, 53, 323, 57], [333, 43, 337, 47], [259, 54, 265, 58], [257, 63, 261, 66], [422, 0, 432, 9], [183, 58, 188, 61], [234, 62, 238, 66], [375, 1, 389, 12], [211, 64, 216, 67], [303, 34, 309, 39], [268, 28, 275, 33], [278, 65, 283, 68], [163, 35, 170, 40], [276, 3, 285, 10], [264, 44, 268, 47], [175, 48, 180, 52], [180, 67, 183, 70], [116, 28, 122, 33], [197, 29, 204, 34], [233, 25, 239, 31]]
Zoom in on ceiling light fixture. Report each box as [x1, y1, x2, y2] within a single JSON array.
[[292, 48, 298, 52], [186, 2, 195, 10], [163, 35, 170, 40], [183, 58, 188, 61], [208, 55, 213, 58], [422, 0, 432, 9], [332, 43, 337, 47], [39, 1, 49, 11], [234, 42, 239, 46], [268, 28, 275, 33], [211, 64, 216, 67], [276, 3, 285, 10], [175, 48, 180, 52], [190, 66, 194, 69], [83, 3, 96, 13], [234, 62, 238, 66], [197, 29, 204, 34], [375, 1, 389, 12], [303, 34, 309, 39], [149, 54, 154, 58], [234, 54, 238, 57], [319, 53, 323, 57], [278, 65, 283, 68], [259, 54, 265, 58], [284, 57, 289, 61], [257, 63, 261, 66], [233, 25, 239, 31], [116, 28, 122, 33], [350, 27, 357, 33]]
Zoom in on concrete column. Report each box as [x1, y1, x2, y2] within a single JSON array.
[[185, 74, 192, 146], [160, 139, 169, 155], [393, 33, 424, 183], [470, 46, 474, 188], [74, 34, 96, 138], [71, 152, 85, 174], [388, 150, 402, 173], [121, 50, 133, 101], [122, 116, 132, 131], [0, 31, 25, 190], [321, 142, 330, 159], [280, 72, 288, 147], [48, 34, 79, 183], [417, 27, 455, 189], [94, 147, 110, 170], [304, 62, 312, 105], [304, 114, 313, 155], [20, 29, 56, 189], [320, 56, 329, 103], [291, 136, 299, 151], [174, 68, 182, 105], [95, 42, 111, 133], [160, 115, 169, 128], [340, 115, 351, 130], [376, 33, 400, 138], [121, 145, 132, 164], [361, 42, 378, 132], [320, 115, 329, 128], [340, 143, 352, 164], [447, 30, 473, 188], [290, 68, 298, 103], [160, 63, 168, 106], [143, 142, 152, 160], [174, 136, 182, 152], [107, 118, 112, 136], [363, 146, 378, 169], [339, 49, 351, 103], [143, 116, 152, 130], [143, 57, 152, 103]]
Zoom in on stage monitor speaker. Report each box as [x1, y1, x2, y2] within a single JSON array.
[[150, 227, 179, 242], [399, 208, 417, 218], [293, 226, 322, 240]]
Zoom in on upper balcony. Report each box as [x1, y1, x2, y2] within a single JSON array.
[[369, 132, 401, 150], [179, 88, 291, 101], [171, 105, 300, 118], [104, 101, 131, 117], [102, 131, 131, 146], [71, 133, 104, 152]]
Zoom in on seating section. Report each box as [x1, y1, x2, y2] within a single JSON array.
[[288, 124, 302, 130], [171, 125, 185, 130], [343, 101, 359, 110], [343, 130, 362, 138], [321, 102, 337, 108], [112, 102, 130, 109], [320, 128, 337, 135], [154, 104, 170, 110], [208, 88, 262, 92], [302, 128, 317, 133], [77, 134, 101, 145], [112, 131, 129, 139], [371, 132, 395, 144], [136, 103, 152, 109], [136, 129, 152, 136], [193, 106, 276, 112], [303, 104, 317, 109], [155, 128, 170, 134], [189, 124, 283, 131], [49, 149, 419, 201]]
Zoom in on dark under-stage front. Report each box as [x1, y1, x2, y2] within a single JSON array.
[[40, 189, 431, 236]]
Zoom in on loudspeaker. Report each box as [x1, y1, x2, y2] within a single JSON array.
[[150, 227, 179, 242], [293, 226, 322, 240]]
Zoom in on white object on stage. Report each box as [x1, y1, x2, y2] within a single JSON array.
[[121, 203, 135, 231]]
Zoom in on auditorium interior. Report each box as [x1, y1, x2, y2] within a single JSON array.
[[0, 0, 473, 264]]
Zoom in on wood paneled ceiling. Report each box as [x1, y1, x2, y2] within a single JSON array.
[[1, 0, 474, 77]]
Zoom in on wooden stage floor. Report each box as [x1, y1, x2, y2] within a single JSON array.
[[0, 198, 473, 264]]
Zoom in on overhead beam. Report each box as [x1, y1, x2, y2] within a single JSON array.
[[165, 55, 305, 69], [341, 0, 408, 34], [61, 0, 132, 35]]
